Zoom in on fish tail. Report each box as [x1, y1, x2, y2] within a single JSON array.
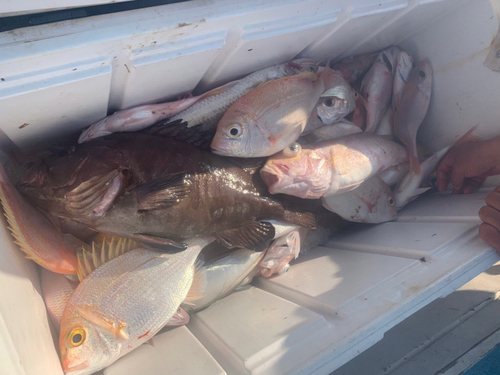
[[282, 210, 317, 230]]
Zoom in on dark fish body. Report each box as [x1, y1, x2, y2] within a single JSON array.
[[19, 134, 314, 251]]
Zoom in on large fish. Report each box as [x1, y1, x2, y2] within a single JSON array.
[[19, 134, 315, 252], [59, 237, 211, 375], [361, 48, 398, 132], [0, 163, 78, 275], [211, 66, 341, 158], [332, 53, 378, 85], [145, 59, 318, 149], [322, 175, 397, 223], [393, 59, 433, 176], [260, 133, 407, 199]]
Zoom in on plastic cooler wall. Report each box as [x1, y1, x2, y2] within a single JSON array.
[[0, 0, 499, 374]]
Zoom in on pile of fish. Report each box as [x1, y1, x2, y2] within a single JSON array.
[[0, 48, 473, 375]]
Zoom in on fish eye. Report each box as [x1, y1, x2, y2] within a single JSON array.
[[354, 92, 359, 98], [388, 197, 395, 206], [227, 124, 242, 138], [68, 328, 86, 347], [324, 98, 334, 107], [283, 142, 302, 158], [419, 70, 426, 79]]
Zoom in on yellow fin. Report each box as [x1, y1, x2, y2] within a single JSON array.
[[0, 189, 45, 265], [76, 236, 139, 282], [74, 303, 129, 339]]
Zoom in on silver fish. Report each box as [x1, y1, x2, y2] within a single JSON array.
[[322, 175, 397, 223], [316, 76, 356, 125], [148, 59, 318, 148], [183, 247, 265, 312], [59, 237, 212, 375]]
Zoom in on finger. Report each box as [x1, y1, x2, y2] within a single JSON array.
[[479, 205, 500, 230], [479, 223, 500, 254], [485, 189, 500, 211], [436, 159, 453, 192], [463, 176, 487, 194], [449, 164, 466, 192]]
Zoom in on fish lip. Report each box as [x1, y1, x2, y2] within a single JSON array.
[[211, 147, 230, 156], [63, 360, 89, 373]]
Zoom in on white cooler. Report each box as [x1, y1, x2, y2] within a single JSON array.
[[1, 1, 500, 374]]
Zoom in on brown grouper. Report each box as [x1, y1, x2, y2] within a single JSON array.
[[18, 134, 316, 251]]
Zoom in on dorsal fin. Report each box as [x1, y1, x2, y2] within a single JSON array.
[[76, 236, 139, 282]]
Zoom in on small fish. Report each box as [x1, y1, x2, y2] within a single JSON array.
[[300, 121, 362, 144], [78, 95, 204, 143], [332, 53, 378, 85], [146, 59, 319, 149], [211, 66, 342, 157], [322, 175, 397, 223], [183, 246, 265, 312], [258, 228, 305, 277], [392, 51, 413, 112], [0, 163, 78, 275], [316, 75, 356, 125], [375, 106, 396, 140], [361, 48, 398, 132], [41, 268, 78, 331], [393, 59, 433, 176], [260, 133, 407, 199], [59, 237, 212, 375], [394, 127, 476, 209]]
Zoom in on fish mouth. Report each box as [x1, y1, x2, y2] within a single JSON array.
[[63, 360, 89, 373], [260, 165, 283, 193], [211, 147, 229, 156]]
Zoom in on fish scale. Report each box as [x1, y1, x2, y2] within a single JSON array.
[[60, 237, 210, 375]]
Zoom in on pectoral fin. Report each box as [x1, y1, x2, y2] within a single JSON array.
[[135, 173, 191, 211], [216, 221, 275, 252], [73, 303, 129, 340], [165, 308, 190, 327]]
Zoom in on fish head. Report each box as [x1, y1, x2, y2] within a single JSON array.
[[211, 108, 268, 157], [260, 142, 331, 199], [412, 59, 433, 96], [59, 305, 117, 375], [370, 181, 398, 222], [285, 58, 319, 75]]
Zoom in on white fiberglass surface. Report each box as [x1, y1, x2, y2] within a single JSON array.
[[0, 1, 499, 375]]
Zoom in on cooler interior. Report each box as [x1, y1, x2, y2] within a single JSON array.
[[0, 1, 499, 374]]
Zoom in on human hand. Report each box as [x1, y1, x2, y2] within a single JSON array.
[[479, 186, 500, 254], [437, 138, 500, 194]]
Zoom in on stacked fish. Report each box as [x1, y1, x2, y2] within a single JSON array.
[[0, 50, 471, 375]]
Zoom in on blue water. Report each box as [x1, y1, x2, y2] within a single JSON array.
[[464, 343, 500, 375]]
